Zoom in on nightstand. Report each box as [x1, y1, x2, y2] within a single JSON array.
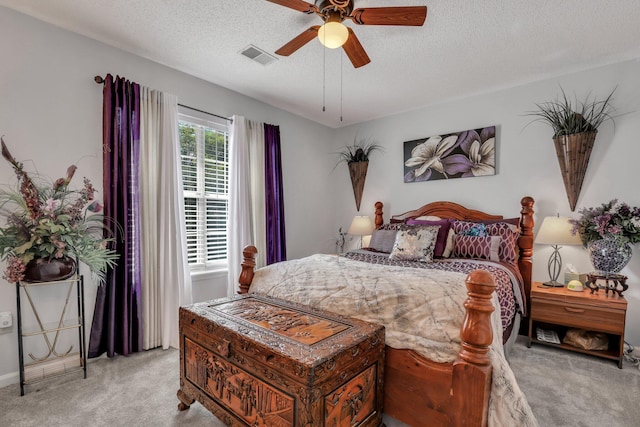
[[528, 282, 627, 368]]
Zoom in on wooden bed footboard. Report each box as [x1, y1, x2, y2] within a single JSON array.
[[384, 270, 495, 427], [238, 248, 496, 427]]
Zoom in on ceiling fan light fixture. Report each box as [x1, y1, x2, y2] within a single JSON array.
[[318, 21, 348, 49]]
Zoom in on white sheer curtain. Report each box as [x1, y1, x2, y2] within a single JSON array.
[[139, 87, 192, 349], [227, 116, 266, 296]]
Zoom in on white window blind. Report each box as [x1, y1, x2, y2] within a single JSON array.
[[179, 114, 229, 271]]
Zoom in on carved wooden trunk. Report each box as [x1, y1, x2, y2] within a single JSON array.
[[177, 294, 385, 427]]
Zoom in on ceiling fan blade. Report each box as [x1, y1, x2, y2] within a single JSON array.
[[350, 6, 427, 26], [265, 0, 317, 13], [275, 26, 320, 56], [342, 28, 370, 68]]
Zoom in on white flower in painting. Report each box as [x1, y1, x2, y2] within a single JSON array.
[[467, 137, 495, 176], [441, 128, 496, 177], [404, 135, 458, 180]]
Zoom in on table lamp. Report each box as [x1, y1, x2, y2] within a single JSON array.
[[348, 215, 374, 249], [535, 215, 583, 287]]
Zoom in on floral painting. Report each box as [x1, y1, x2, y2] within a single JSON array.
[[403, 126, 496, 183]]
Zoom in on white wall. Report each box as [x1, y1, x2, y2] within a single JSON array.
[[2, 5, 640, 388], [0, 7, 337, 387], [331, 58, 640, 346]]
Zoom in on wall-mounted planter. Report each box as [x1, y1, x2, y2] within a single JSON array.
[[552, 131, 597, 211], [348, 161, 368, 212]]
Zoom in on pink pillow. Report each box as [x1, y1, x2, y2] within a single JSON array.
[[452, 235, 501, 261], [405, 218, 452, 258]]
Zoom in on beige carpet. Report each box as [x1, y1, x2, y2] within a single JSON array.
[[1, 336, 639, 426], [509, 336, 640, 427]]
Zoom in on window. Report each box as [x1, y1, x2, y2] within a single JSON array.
[[179, 114, 229, 271]]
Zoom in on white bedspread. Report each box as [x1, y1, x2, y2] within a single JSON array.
[[249, 254, 538, 427]]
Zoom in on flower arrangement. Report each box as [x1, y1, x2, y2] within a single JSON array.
[[569, 199, 640, 246], [0, 137, 118, 284]]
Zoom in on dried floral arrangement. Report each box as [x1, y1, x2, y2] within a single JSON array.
[[0, 137, 118, 283]]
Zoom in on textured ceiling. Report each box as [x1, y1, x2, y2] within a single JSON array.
[[2, 0, 640, 128]]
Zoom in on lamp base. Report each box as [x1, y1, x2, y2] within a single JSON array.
[[542, 280, 565, 288]]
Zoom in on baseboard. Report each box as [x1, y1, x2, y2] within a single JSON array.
[[0, 371, 19, 389], [0, 357, 101, 390]]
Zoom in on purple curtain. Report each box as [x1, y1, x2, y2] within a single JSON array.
[[264, 124, 286, 264], [89, 74, 143, 358]]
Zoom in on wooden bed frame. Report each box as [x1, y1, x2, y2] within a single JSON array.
[[238, 197, 535, 427]]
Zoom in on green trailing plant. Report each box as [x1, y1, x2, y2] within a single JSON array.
[[335, 135, 382, 168], [0, 137, 119, 284], [526, 87, 616, 137]]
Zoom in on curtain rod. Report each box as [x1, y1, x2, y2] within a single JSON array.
[[94, 75, 233, 123]]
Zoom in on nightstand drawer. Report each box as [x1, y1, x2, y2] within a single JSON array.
[[531, 298, 625, 334]]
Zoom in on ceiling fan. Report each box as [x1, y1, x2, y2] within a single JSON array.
[[267, 0, 427, 68]]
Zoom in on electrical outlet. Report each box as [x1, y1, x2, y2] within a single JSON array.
[[0, 311, 12, 328]]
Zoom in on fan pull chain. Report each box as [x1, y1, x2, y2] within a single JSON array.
[[322, 34, 326, 112], [340, 53, 343, 122]]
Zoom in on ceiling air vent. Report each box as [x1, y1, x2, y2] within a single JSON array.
[[240, 45, 278, 66]]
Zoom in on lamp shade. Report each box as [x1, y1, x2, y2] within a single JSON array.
[[317, 22, 349, 49], [348, 215, 374, 236], [535, 216, 582, 246]]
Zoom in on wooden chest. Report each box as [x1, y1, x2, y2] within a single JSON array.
[[177, 294, 385, 426]]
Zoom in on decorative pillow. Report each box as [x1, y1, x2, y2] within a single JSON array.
[[378, 222, 406, 231], [452, 235, 501, 261], [458, 223, 489, 237], [442, 228, 456, 258], [368, 229, 398, 253], [485, 222, 520, 264], [389, 226, 439, 262], [452, 220, 519, 263], [405, 218, 451, 258], [414, 215, 442, 221], [480, 217, 520, 226]]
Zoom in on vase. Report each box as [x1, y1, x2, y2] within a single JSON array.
[[588, 236, 632, 274], [23, 257, 77, 283]]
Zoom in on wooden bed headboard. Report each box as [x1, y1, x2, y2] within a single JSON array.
[[374, 197, 535, 311]]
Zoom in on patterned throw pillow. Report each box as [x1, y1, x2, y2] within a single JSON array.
[[485, 222, 519, 264], [378, 222, 406, 231], [452, 220, 520, 264], [452, 235, 501, 261], [405, 218, 451, 257], [458, 222, 489, 237], [389, 226, 439, 262]]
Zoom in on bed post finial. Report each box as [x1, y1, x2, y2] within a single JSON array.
[[374, 201, 384, 229], [450, 269, 495, 427], [518, 196, 535, 313], [458, 269, 496, 366], [238, 245, 257, 294]]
